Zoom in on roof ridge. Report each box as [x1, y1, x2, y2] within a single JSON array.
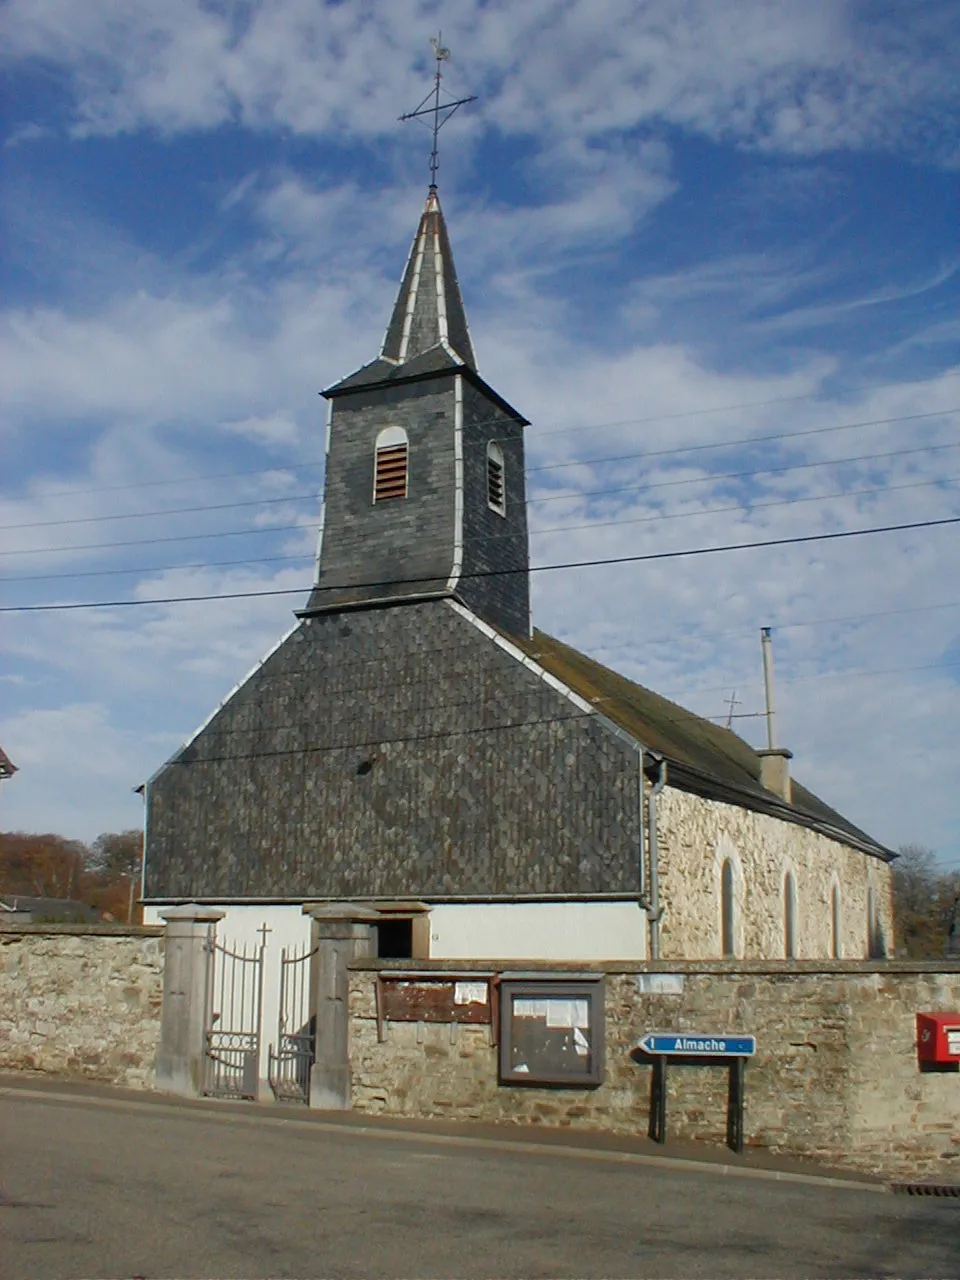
[[379, 188, 477, 373], [515, 627, 890, 859]]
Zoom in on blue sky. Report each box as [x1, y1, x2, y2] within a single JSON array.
[[1, 0, 958, 869]]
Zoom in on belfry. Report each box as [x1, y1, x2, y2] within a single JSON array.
[[303, 187, 531, 638]]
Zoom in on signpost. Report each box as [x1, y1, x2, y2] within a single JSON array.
[[637, 1033, 756, 1057], [635, 1032, 756, 1152]]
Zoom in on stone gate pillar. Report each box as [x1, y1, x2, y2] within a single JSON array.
[[304, 903, 379, 1110], [155, 903, 224, 1097]]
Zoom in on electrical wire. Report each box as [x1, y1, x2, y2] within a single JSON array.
[[7, 402, 956, 508], [5, 430, 957, 533], [3, 513, 957, 613], [4, 470, 957, 582], [5, 438, 957, 555]]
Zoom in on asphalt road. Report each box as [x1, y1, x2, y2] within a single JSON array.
[[1, 1088, 958, 1279]]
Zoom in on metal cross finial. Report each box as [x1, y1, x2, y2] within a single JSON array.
[[399, 33, 477, 188], [725, 690, 741, 729]]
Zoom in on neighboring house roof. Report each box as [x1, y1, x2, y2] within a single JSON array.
[[511, 628, 892, 862], [0, 896, 98, 923], [0, 747, 17, 780]]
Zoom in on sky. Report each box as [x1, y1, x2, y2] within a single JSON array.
[[1, 0, 958, 869]]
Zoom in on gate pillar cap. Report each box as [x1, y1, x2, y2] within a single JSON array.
[[302, 902, 380, 923], [159, 903, 226, 923]]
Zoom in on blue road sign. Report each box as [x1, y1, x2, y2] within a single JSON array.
[[637, 1032, 756, 1057]]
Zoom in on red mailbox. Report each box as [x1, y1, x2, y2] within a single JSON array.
[[916, 1013, 960, 1064]]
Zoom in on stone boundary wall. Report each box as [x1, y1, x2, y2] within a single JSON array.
[[0, 924, 165, 1089], [348, 959, 960, 1181]]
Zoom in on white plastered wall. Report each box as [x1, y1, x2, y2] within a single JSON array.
[[427, 901, 647, 961]]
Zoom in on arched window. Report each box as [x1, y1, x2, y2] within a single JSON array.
[[867, 887, 884, 958], [486, 441, 506, 515], [831, 884, 842, 960], [721, 858, 736, 958], [374, 426, 408, 502], [784, 871, 798, 959]]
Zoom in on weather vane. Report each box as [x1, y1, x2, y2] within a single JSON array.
[[399, 33, 477, 188]]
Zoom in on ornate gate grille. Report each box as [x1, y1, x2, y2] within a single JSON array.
[[203, 928, 265, 1100], [268, 941, 317, 1104]]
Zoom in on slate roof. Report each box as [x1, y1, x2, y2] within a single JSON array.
[[326, 188, 478, 398], [0, 896, 98, 923], [323, 188, 529, 424], [510, 628, 893, 861]]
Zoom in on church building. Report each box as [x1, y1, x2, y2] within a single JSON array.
[[142, 186, 894, 971]]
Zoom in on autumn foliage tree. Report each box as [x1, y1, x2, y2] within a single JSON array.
[[0, 832, 86, 898], [0, 828, 144, 922]]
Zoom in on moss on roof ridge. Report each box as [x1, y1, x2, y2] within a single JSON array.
[[508, 626, 889, 858], [521, 627, 762, 779]]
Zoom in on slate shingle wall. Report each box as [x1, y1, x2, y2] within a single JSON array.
[[145, 601, 641, 901], [456, 380, 530, 637], [306, 379, 457, 612]]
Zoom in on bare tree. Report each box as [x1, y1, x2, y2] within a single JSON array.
[[86, 830, 143, 880], [892, 844, 959, 959]]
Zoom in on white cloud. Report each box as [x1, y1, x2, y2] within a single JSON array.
[[222, 412, 300, 447], [0, 703, 162, 841], [2, 0, 957, 165]]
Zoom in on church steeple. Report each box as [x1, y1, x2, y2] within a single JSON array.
[[380, 188, 477, 371], [302, 188, 531, 638]]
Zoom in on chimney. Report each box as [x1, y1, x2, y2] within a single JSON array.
[[757, 627, 792, 803]]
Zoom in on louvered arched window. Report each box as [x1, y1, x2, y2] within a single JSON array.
[[487, 441, 506, 515], [374, 426, 408, 502]]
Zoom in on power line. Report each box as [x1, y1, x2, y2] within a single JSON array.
[[3, 513, 957, 614], [5, 430, 956, 534], [164, 707, 598, 769], [529, 477, 958, 541], [528, 441, 960, 505], [682, 658, 960, 710], [3, 473, 957, 586], [575, 598, 960, 662], [5, 437, 957, 556], [523, 411, 959, 477], [8, 403, 956, 507], [5, 409, 957, 529], [4, 469, 957, 577]]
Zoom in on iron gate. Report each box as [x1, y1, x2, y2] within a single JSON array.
[[268, 941, 317, 1104], [202, 927, 265, 1100]]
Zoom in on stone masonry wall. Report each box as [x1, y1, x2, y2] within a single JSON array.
[[657, 786, 895, 960], [348, 960, 960, 1181], [0, 925, 164, 1089]]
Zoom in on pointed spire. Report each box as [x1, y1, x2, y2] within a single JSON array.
[[381, 188, 477, 371]]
